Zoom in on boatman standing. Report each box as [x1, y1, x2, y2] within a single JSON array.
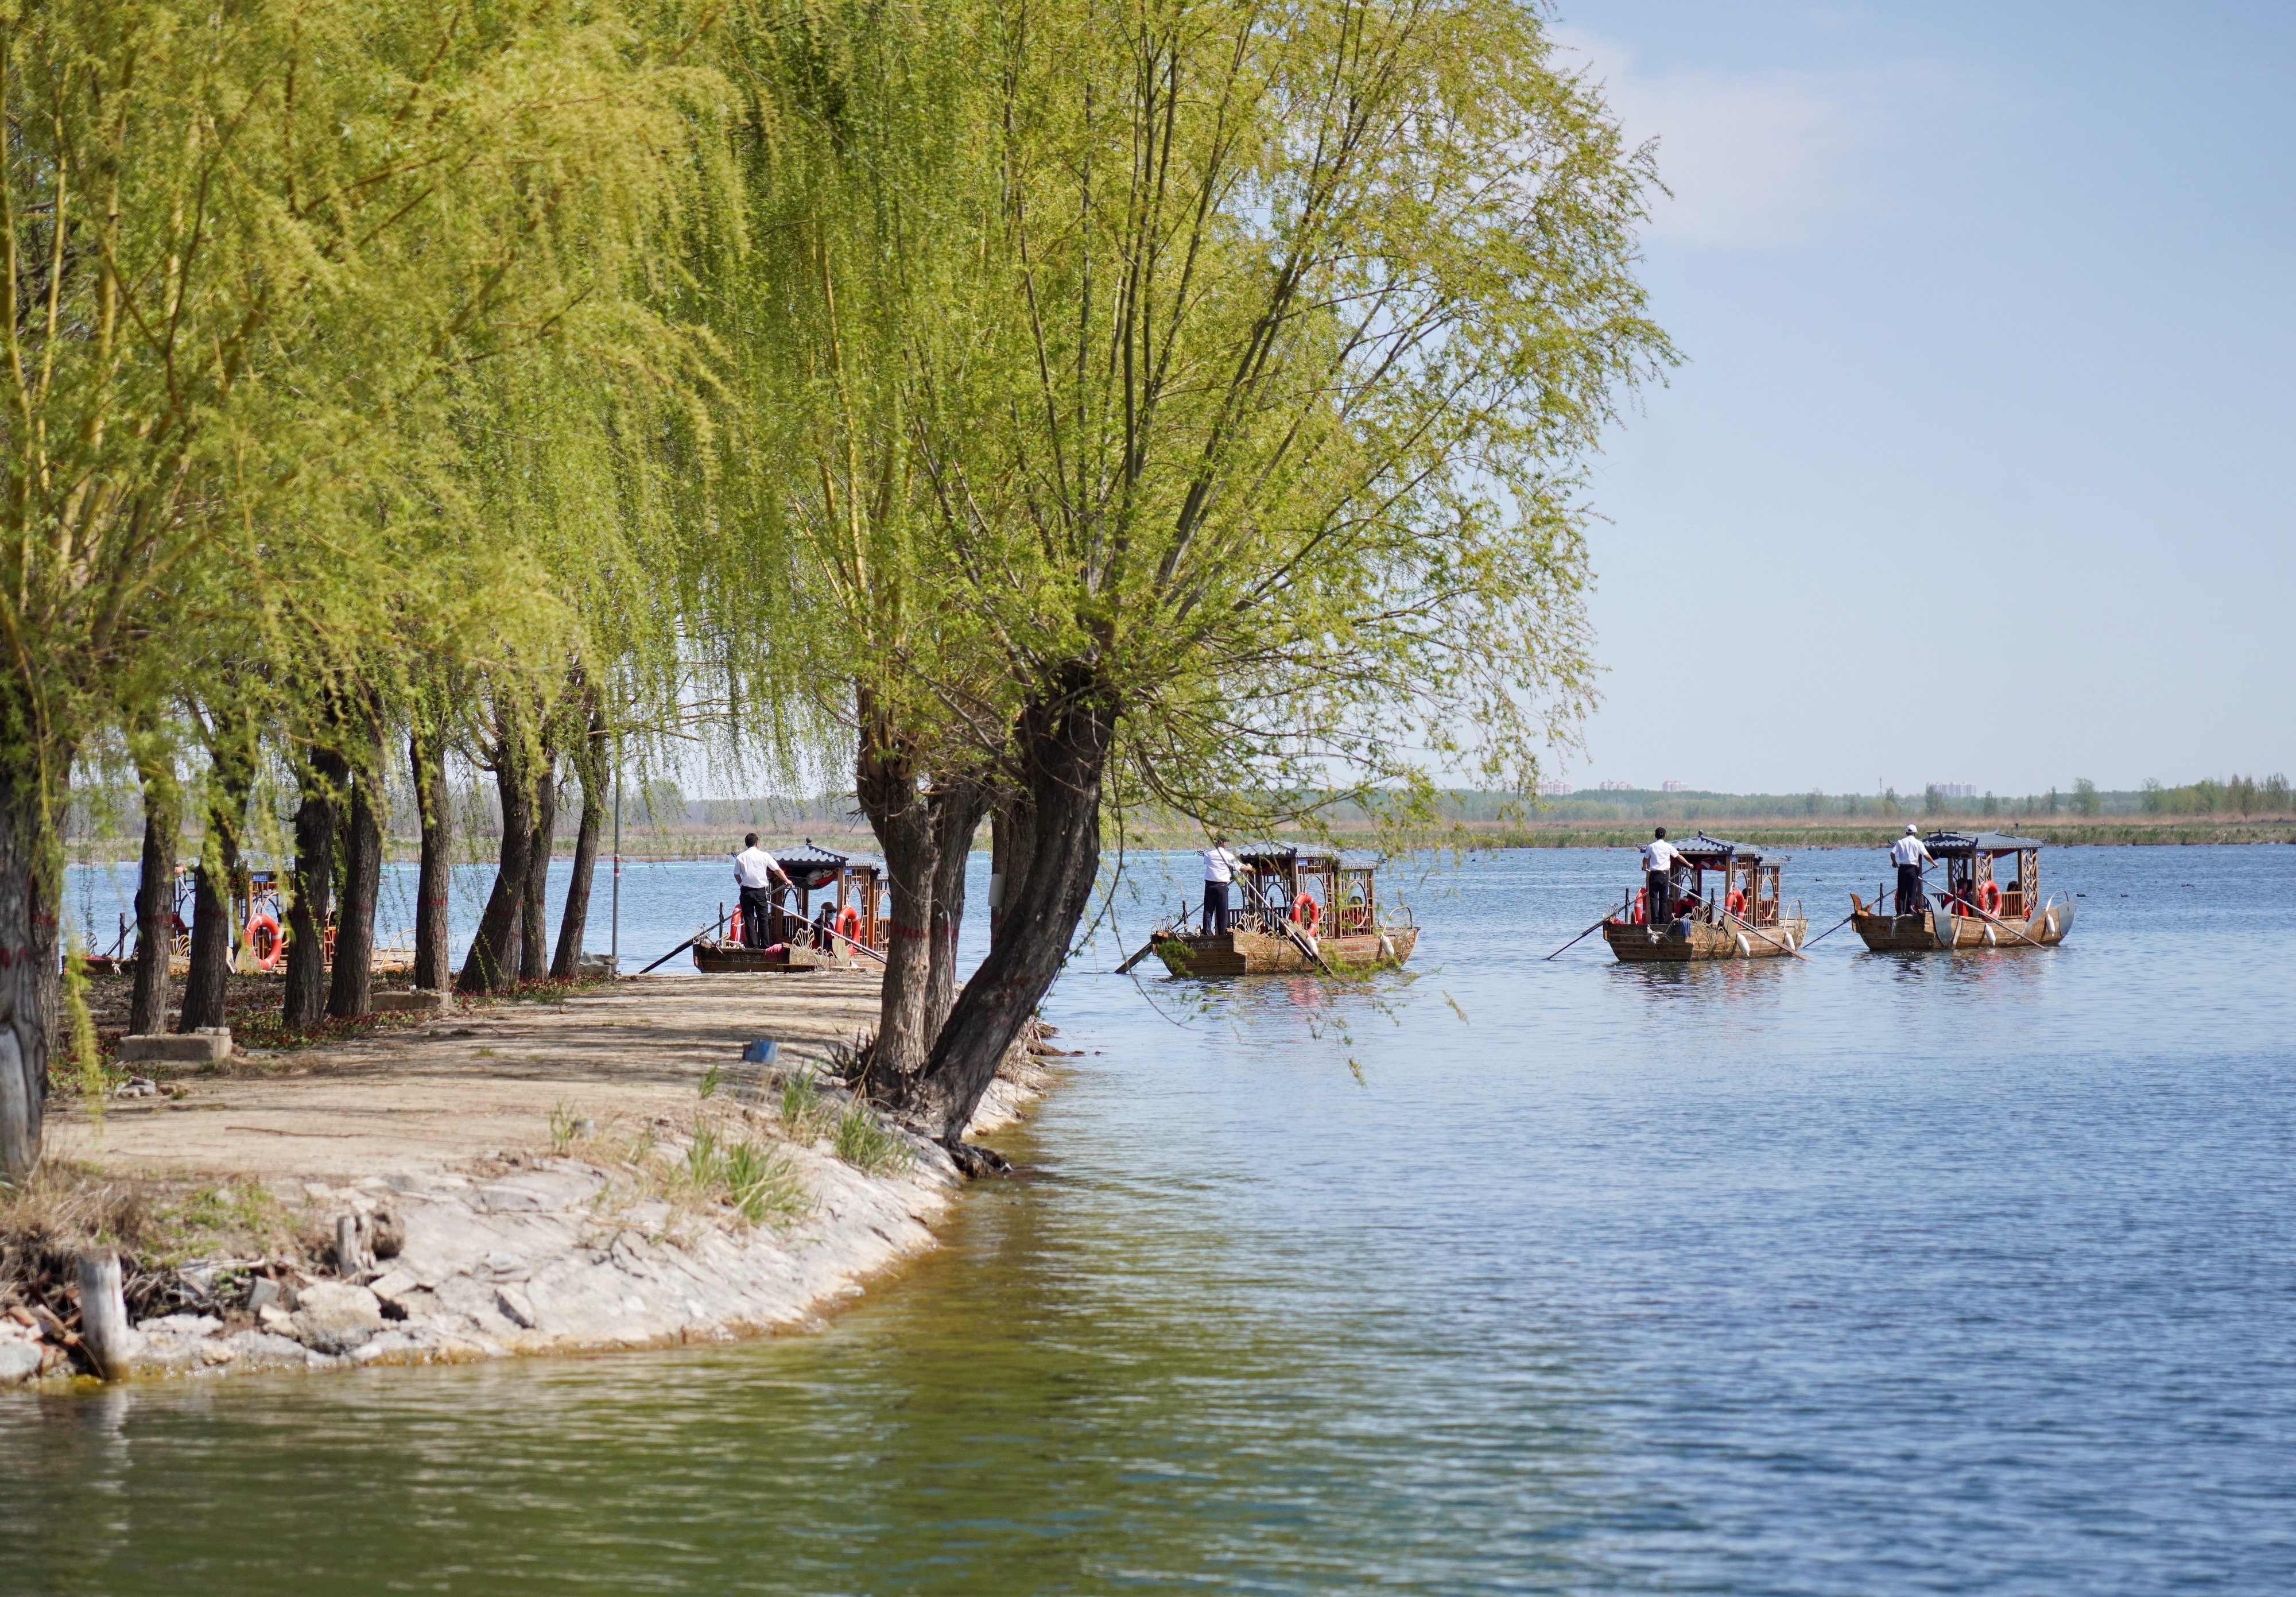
[[1891, 824, 1934, 916], [1641, 827, 1683, 923], [733, 833, 793, 949], [1202, 836, 1242, 933]]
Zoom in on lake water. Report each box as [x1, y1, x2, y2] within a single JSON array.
[[8, 843, 2295, 1594]]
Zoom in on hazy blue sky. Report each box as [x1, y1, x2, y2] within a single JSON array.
[[1546, 1, 2294, 796]]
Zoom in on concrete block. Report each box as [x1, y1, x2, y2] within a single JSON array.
[[370, 989, 450, 1014], [117, 1029, 231, 1064]]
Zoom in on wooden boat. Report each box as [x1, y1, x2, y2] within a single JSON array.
[[1149, 847, 1418, 976], [1849, 831, 2075, 951], [1601, 835, 1808, 962], [691, 841, 889, 974]]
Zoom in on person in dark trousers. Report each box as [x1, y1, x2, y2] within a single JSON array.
[[1641, 827, 1684, 924], [1890, 825, 1934, 916], [1201, 836, 1242, 933], [732, 834, 792, 948]]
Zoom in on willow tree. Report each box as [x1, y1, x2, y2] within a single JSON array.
[[0, 0, 721, 1173], [868, 0, 1674, 1141], [713, 0, 1019, 1085]]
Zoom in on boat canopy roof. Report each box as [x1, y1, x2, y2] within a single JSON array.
[[1673, 834, 1777, 868], [1233, 843, 1377, 871], [774, 839, 876, 890], [1922, 830, 2045, 857]]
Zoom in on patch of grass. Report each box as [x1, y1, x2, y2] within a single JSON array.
[[832, 1102, 913, 1176], [778, 1065, 834, 1139], [569, 1107, 812, 1234], [699, 1063, 722, 1100]]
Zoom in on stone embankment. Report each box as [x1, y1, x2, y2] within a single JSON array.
[[2, 971, 1056, 1387]]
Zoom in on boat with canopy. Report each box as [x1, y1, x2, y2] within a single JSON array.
[[690, 841, 887, 973], [1600, 834, 1808, 962], [1848, 830, 2074, 951], [1145, 846, 1418, 976]]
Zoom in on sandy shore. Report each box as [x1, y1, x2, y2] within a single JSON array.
[[6, 971, 1051, 1387]]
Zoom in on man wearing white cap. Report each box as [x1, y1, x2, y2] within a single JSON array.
[[1890, 824, 1934, 916]]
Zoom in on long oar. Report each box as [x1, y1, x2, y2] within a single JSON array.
[[1953, 897, 2051, 949], [1115, 939, 1162, 976], [1799, 908, 1860, 949], [641, 906, 736, 975], [1282, 916, 1336, 975], [1717, 905, 1811, 962], [1543, 912, 1615, 960]]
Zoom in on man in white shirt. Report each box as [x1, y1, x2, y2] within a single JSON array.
[[733, 833, 792, 948], [1201, 836, 1243, 933], [1640, 827, 1684, 923], [1889, 825, 1934, 916]]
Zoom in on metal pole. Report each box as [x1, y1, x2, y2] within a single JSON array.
[[611, 734, 622, 974]]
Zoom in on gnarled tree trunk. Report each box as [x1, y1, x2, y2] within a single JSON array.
[[924, 777, 994, 1041], [178, 734, 252, 1033], [284, 747, 346, 1028], [457, 721, 532, 994], [909, 664, 1114, 1141], [128, 757, 179, 1037], [519, 742, 557, 983], [410, 719, 452, 992], [327, 709, 385, 1019], [855, 685, 938, 1097], [0, 767, 57, 1179], [552, 700, 607, 979]]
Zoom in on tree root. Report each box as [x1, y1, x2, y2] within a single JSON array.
[[940, 1139, 1012, 1179]]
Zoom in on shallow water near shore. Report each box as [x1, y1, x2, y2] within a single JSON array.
[[9, 844, 2296, 1595]]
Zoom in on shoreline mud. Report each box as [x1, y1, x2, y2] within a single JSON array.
[[2, 971, 1056, 1390]]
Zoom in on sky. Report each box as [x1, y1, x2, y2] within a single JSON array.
[[1545, 1, 2296, 796]]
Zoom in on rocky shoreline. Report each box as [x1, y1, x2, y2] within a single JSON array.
[[2, 989, 1056, 1390]]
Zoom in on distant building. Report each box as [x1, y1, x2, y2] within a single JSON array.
[[1661, 780, 1688, 793], [1537, 780, 1573, 797], [1597, 780, 1634, 792], [1930, 782, 1977, 798]]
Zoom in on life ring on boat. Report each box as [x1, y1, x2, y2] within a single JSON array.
[[727, 908, 743, 944], [1976, 881, 2002, 916], [246, 913, 283, 972], [834, 905, 862, 945], [1631, 887, 1647, 925], [1292, 891, 1318, 927], [1725, 889, 1746, 916]]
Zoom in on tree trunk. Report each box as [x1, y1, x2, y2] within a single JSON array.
[[854, 686, 938, 1097], [127, 763, 179, 1037], [552, 703, 607, 979], [326, 722, 385, 1018], [410, 721, 452, 992], [283, 749, 346, 1028], [177, 741, 251, 1033], [519, 745, 556, 983], [924, 777, 994, 1041], [908, 665, 1115, 1141], [456, 733, 532, 994], [0, 768, 55, 1179]]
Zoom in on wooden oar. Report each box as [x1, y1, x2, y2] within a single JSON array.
[[1954, 898, 2051, 949], [1799, 907, 1860, 948], [1716, 905, 1811, 961], [1543, 912, 1616, 960], [1115, 938, 1162, 975], [639, 934, 701, 974], [1282, 917, 1336, 975]]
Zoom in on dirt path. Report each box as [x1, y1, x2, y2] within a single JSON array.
[[51, 970, 886, 1184]]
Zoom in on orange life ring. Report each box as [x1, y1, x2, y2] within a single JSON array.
[[1977, 881, 2002, 916], [1292, 891, 1318, 928], [1726, 889, 1747, 916], [246, 912, 283, 972], [834, 905, 863, 945], [727, 907, 743, 943], [1631, 887, 1647, 924]]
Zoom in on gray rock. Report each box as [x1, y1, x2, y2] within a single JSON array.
[[137, 1312, 222, 1338], [492, 1283, 540, 1329], [246, 1277, 295, 1314], [117, 1029, 231, 1064], [0, 1342, 41, 1383], [288, 1281, 385, 1354]]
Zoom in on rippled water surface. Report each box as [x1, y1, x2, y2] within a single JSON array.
[[7, 844, 2295, 1595]]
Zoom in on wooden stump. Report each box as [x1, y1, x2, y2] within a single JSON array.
[[76, 1250, 137, 1381]]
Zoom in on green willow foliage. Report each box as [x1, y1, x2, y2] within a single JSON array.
[[0, 0, 734, 1171]]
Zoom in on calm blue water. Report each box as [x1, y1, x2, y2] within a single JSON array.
[[7, 843, 2293, 1594]]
